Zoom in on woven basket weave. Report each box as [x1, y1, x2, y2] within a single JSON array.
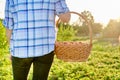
[[54, 11, 92, 62]]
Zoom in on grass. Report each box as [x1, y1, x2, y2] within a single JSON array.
[[0, 40, 120, 80], [48, 41, 120, 80]]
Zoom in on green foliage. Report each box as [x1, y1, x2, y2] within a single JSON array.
[[57, 23, 76, 41], [0, 39, 120, 80], [0, 17, 120, 80], [0, 19, 10, 80], [49, 41, 120, 80], [0, 19, 7, 48]]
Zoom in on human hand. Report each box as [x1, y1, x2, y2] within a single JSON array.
[[59, 12, 71, 23]]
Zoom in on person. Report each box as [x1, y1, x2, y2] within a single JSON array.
[[3, 0, 71, 80]]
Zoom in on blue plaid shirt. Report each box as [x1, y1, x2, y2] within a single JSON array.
[[3, 0, 69, 58]]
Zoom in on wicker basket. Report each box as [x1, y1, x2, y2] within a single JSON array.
[[54, 11, 92, 62]]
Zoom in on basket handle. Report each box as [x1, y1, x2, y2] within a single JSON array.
[[56, 11, 92, 46]]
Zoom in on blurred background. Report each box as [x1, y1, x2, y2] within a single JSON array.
[[0, 0, 120, 80]]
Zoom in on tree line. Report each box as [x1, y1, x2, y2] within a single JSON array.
[[70, 11, 120, 39]]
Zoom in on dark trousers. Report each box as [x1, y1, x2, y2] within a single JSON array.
[[12, 51, 54, 80]]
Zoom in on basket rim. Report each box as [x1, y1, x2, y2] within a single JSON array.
[[56, 11, 93, 45]]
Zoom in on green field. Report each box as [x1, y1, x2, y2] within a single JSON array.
[[0, 40, 120, 80], [0, 18, 120, 80]]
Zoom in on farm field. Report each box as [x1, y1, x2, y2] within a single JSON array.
[[0, 40, 120, 80], [0, 17, 120, 80]]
